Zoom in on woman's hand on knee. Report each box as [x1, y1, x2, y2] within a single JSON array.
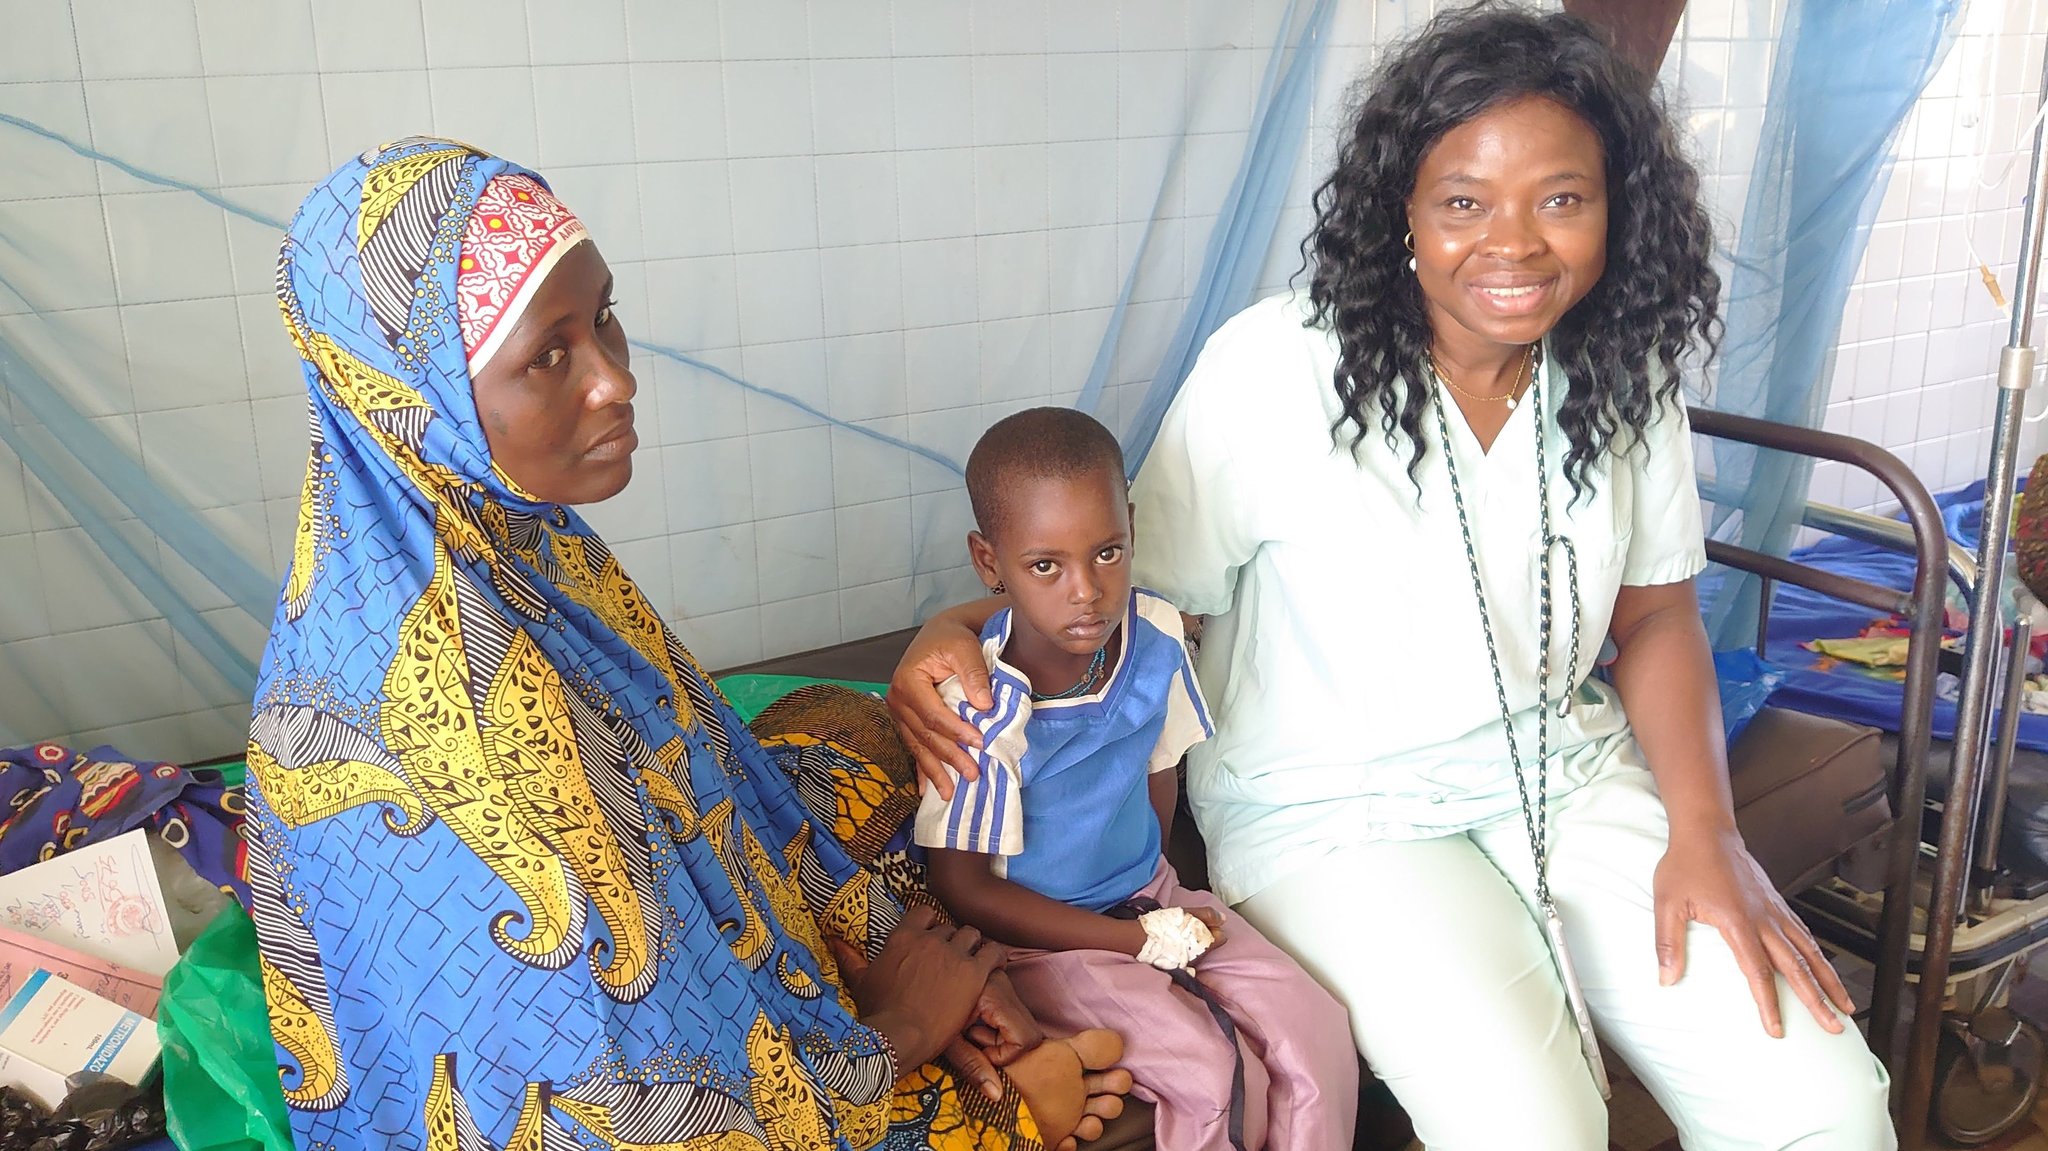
[[888, 614, 999, 798], [835, 904, 1007, 1073], [1652, 828, 1855, 1038]]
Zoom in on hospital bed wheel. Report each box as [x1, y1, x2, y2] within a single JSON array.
[[1931, 1014, 2043, 1146]]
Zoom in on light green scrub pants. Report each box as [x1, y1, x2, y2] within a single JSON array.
[[1235, 750, 1896, 1150]]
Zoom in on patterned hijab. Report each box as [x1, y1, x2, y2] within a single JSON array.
[[246, 139, 901, 1150], [453, 171, 588, 373]]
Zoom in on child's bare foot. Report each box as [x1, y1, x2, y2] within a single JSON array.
[[1004, 1029, 1132, 1151]]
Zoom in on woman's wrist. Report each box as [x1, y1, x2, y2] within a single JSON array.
[[1665, 813, 1741, 850], [862, 1008, 937, 1075]]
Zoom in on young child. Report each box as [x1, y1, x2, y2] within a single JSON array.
[[916, 407, 1358, 1151]]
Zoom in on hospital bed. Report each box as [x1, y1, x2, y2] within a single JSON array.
[[1692, 408, 2048, 1147]]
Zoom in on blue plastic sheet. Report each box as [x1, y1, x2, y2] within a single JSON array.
[[1715, 648, 1789, 745], [1704, 482, 2048, 752]]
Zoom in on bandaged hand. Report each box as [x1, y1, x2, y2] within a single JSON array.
[[1135, 906, 1216, 971]]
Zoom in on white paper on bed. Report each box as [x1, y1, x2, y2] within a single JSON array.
[[0, 831, 179, 977]]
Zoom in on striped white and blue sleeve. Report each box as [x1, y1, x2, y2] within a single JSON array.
[[912, 671, 1033, 856]]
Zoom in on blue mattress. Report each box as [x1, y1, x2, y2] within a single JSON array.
[[1713, 481, 2048, 754]]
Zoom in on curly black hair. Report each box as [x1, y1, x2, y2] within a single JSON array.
[[1304, 2, 1719, 491]]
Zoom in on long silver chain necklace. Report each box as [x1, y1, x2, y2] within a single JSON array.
[[1429, 349, 1611, 1099]]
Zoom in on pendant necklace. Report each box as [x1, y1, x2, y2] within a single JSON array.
[[1428, 348, 1609, 1100], [1429, 343, 1535, 411]]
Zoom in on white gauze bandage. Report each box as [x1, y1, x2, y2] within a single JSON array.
[[1134, 907, 1215, 971]]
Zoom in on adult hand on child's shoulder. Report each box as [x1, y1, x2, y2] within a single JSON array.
[[890, 614, 998, 799]]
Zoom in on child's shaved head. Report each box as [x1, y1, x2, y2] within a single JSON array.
[[966, 407, 1128, 540]]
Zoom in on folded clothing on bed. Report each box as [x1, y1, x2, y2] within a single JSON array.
[[0, 744, 246, 900], [1721, 481, 2048, 754]]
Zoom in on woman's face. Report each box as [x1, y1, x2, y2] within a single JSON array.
[[469, 241, 639, 505], [1407, 95, 1608, 354]]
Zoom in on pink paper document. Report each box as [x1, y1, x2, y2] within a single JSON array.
[[0, 924, 161, 1016]]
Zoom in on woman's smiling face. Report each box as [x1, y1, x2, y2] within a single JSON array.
[[1407, 94, 1609, 355]]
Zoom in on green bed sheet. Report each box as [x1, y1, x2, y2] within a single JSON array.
[[714, 672, 887, 723]]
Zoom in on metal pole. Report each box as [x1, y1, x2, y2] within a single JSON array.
[[1974, 608, 2033, 902], [1689, 410, 1946, 1081], [1901, 41, 2048, 1147]]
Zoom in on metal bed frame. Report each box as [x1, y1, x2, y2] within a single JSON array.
[[1696, 404, 2048, 1146], [1686, 27, 2048, 1145], [1690, 409, 1946, 1132]]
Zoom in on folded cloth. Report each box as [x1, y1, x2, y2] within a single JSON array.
[[0, 744, 245, 900], [1804, 636, 1912, 668]]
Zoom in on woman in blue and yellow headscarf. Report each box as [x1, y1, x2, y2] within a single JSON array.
[[245, 138, 1129, 1151]]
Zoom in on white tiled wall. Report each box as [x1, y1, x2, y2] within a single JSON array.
[[0, 0, 2035, 761], [1792, 0, 2047, 513]]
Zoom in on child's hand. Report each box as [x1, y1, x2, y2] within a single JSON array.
[[1178, 905, 1226, 947], [1135, 906, 1225, 970]]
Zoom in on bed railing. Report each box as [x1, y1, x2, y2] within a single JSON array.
[[1689, 407, 1947, 1129]]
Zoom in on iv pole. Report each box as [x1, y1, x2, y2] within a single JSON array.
[[1899, 40, 2048, 1147]]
